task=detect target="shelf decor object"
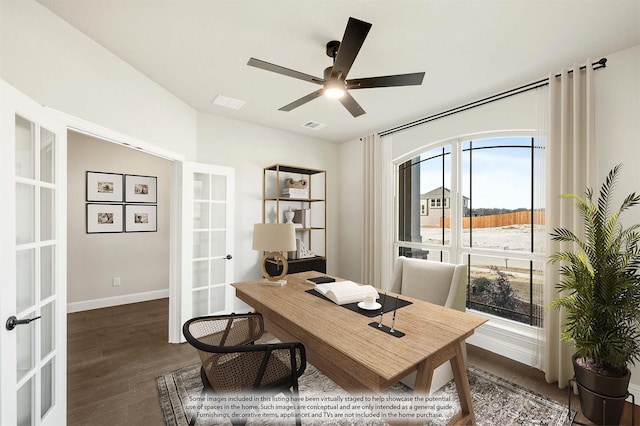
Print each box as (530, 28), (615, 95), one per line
(263, 164), (327, 274)
(252, 223), (297, 285)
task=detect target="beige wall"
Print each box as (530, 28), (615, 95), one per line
(195, 112), (340, 306)
(67, 132), (172, 306)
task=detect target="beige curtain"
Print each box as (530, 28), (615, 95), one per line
(543, 60), (596, 387)
(362, 133), (393, 288)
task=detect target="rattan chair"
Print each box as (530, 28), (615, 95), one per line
(183, 312), (306, 425)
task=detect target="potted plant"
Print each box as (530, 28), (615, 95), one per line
(548, 164), (640, 425)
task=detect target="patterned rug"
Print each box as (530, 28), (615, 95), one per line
(156, 363), (575, 426)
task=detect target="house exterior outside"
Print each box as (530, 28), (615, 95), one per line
(420, 186), (469, 227)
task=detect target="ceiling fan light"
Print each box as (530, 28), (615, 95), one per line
(324, 80), (345, 99)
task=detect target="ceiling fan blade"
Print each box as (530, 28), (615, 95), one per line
(248, 58), (324, 84)
(331, 17), (372, 79)
(347, 72), (425, 89)
(338, 92), (366, 117)
(279, 89), (324, 111)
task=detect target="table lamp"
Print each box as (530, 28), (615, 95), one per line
(252, 223), (297, 285)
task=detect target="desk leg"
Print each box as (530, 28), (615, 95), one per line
(413, 341), (475, 426)
(447, 342), (475, 426)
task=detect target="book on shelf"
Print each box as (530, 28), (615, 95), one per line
(293, 209), (311, 228)
(306, 276), (335, 285)
(314, 280), (379, 305)
(281, 188), (308, 198)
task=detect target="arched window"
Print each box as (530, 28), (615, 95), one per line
(396, 134), (545, 326)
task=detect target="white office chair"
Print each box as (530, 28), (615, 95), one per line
(389, 256), (468, 394)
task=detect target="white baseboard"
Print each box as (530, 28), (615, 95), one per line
(67, 289), (169, 313)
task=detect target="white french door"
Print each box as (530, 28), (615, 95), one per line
(180, 162), (235, 332)
(0, 81), (67, 425)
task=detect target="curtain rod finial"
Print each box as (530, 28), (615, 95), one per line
(598, 58), (607, 67)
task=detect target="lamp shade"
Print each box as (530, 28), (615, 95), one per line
(252, 223), (297, 252)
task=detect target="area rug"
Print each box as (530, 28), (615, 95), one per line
(156, 363), (575, 426)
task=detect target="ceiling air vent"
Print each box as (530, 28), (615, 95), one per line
(212, 94), (245, 110)
(302, 121), (327, 131)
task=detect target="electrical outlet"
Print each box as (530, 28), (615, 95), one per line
(112, 277), (121, 287)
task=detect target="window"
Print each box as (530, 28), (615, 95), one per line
(396, 135), (545, 326)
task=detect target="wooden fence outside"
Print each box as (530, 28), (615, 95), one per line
(442, 210), (545, 229)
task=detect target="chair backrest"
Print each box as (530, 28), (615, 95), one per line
(389, 256), (467, 311)
(183, 313), (306, 394)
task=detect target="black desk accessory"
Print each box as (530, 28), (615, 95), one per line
(368, 322), (405, 338)
(390, 295), (399, 333)
(305, 288), (412, 318)
(368, 293), (405, 337)
(376, 292), (387, 327)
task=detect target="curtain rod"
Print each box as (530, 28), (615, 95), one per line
(379, 58), (607, 137)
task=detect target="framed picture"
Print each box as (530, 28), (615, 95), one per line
(86, 204), (124, 233)
(86, 171), (123, 202)
(125, 204), (157, 232)
(125, 174), (157, 203)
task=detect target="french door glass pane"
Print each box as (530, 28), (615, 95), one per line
(16, 316), (34, 382)
(40, 127), (56, 183)
(193, 173), (210, 200)
(193, 231), (209, 259)
(209, 286), (226, 313)
(15, 115), (35, 179)
(211, 203), (226, 228)
(211, 175), (226, 201)
(41, 359), (54, 418)
(16, 249), (35, 313)
(192, 289), (208, 317)
(210, 230), (226, 257)
(40, 187), (55, 241)
(40, 245), (55, 300)
(41, 302), (55, 358)
(211, 258), (226, 285)
(16, 183), (35, 244)
(193, 201), (209, 229)
(192, 260), (208, 289)
(17, 378), (33, 426)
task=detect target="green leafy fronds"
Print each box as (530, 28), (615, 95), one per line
(548, 164), (640, 371)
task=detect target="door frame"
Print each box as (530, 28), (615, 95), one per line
(51, 111), (187, 342)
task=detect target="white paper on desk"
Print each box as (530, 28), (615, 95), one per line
(314, 281), (379, 305)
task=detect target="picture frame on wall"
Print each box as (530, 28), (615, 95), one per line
(125, 174), (157, 203)
(86, 171), (123, 202)
(86, 203), (124, 233)
(125, 204), (157, 232)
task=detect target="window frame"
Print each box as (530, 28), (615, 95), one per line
(393, 130), (545, 328)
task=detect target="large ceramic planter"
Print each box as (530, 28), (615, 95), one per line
(572, 354), (630, 425)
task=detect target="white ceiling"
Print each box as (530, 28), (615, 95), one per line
(37, 0), (640, 143)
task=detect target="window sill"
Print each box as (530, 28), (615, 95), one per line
(465, 309), (542, 369)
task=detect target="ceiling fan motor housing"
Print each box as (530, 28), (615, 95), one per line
(326, 40), (340, 58)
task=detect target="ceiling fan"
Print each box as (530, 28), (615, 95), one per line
(247, 17), (425, 118)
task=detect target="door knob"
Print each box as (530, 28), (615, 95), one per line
(6, 315), (41, 331)
(225, 254), (233, 260)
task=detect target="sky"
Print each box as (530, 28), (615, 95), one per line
(418, 136), (545, 210)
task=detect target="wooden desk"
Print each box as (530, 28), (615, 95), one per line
(232, 271), (487, 425)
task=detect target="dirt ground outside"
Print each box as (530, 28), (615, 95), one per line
(420, 225), (545, 324)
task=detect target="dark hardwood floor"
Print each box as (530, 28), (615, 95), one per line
(67, 298), (638, 425)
